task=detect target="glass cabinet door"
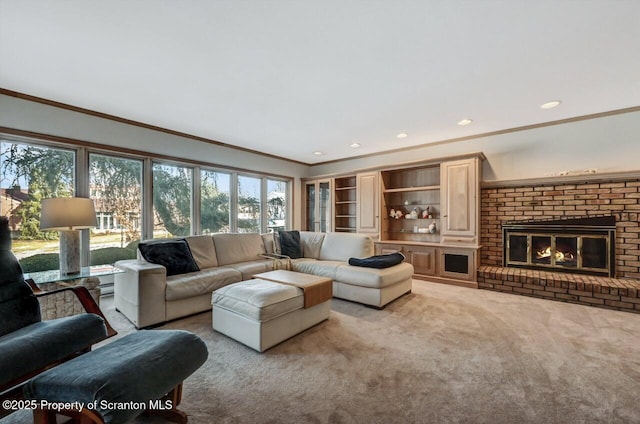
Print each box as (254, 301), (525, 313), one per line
(306, 182), (316, 231)
(305, 180), (332, 232)
(319, 181), (331, 232)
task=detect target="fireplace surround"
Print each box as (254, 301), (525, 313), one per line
(502, 216), (615, 277)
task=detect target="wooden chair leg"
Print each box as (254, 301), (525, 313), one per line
(33, 408), (105, 424)
(144, 383), (188, 423)
(32, 409), (57, 424)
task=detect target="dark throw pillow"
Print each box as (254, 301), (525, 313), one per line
(278, 230), (303, 259)
(348, 252), (405, 269)
(138, 239), (200, 276)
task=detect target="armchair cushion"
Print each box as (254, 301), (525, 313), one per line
(0, 313), (107, 388)
(0, 217), (40, 337)
(138, 239), (200, 276)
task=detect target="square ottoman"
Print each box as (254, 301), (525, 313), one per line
(211, 279), (330, 352)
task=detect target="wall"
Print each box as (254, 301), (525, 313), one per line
(307, 109), (640, 183)
(0, 93), (310, 229)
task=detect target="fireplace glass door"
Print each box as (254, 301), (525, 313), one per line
(506, 232), (610, 275)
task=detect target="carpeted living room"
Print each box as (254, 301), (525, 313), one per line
(2, 1), (640, 424)
(99, 281), (640, 423)
(4, 279), (640, 424)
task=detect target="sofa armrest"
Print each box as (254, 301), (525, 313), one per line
(114, 260), (168, 328)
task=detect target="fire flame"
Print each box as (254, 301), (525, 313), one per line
(537, 246), (575, 262)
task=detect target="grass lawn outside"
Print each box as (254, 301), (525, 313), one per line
(12, 232), (135, 260)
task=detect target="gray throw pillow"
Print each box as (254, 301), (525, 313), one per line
(278, 230), (303, 259)
(138, 239), (200, 276)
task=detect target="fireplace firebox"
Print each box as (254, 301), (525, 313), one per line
(502, 216), (615, 277)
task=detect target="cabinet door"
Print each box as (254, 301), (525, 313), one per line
(304, 180), (332, 231)
(356, 171), (379, 234)
(438, 248), (475, 281)
(440, 158), (478, 241)
(406, 246), (437, 276)
(375, 243), (403, 256)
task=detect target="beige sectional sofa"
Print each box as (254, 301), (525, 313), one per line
(114, 231), (414, 328)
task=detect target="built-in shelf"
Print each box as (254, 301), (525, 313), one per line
(383, 185), (439, 193)
(334, 175), (357, 233)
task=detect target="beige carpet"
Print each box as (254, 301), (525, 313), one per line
(4, 281), (640, 423)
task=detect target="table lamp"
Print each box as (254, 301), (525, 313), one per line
(40, 197), (98, 275)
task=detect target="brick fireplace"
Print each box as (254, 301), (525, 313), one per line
(479, 178), (640, 313)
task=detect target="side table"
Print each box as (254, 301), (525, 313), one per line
(25, 265), (124, 321)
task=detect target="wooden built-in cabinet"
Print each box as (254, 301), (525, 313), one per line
(376, 154), (482, 286)
(304, 153), (483, 287)
(376, 242), (477, 288)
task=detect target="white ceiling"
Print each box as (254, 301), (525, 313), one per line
(1, 1), (639, 164)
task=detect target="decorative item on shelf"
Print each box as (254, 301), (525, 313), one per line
(404, 200), (410, 206)
(418, 227), (429, 233)
(40, 197), (98, 275)
(389, 208), (396, 219)
(429, 220), (437, 234)
(408, 208), (419, 220)
(395, 209), (404, 219)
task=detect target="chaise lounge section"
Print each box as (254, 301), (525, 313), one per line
(115, 232), (414, 328)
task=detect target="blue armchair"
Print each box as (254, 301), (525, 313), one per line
(0, 216), (115, 418)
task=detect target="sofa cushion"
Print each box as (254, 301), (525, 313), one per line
(221, 260), (274, 280)
(184, 235), (218, 269)
(291, 259), (344, 280)
(166, 267), (242, 301)
(335, 262), (414, 289)
(138, 239), (199, 276)
(212, 233), (266, 266)
(319, 233), (374, 261)
(212, 279), (303, 322)
(299, 231), (325, 259)
(348, 252), (405, 269)
(278, 230), (303, 259)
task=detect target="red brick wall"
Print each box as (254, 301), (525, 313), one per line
(480, 179), (640, 279)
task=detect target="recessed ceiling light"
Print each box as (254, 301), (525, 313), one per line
(541, 100), (561, 109)
(457, 118), (473, 126)
(313, 151), (323, 155)
(350, 142), (361, 148)
(396, 133), (408, 139)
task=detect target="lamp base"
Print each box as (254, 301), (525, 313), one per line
(59, 230), (81, 275)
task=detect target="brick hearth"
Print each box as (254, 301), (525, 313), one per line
(479, 177), (640, 313)
(478, 265), (640, 313)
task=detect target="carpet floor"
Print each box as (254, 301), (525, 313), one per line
(3, 280), (640, 424)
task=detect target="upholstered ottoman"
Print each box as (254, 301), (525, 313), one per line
(212, 279), (330, 352)
(24, 330), (208, 424)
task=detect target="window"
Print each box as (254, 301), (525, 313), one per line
(89, 153), (142, 264)
(153, 163), (193, 238)
(0, 139), (75, 272)
(237, 175), (261, 233)
(1, 132), (292, 271)
(201, 169), (231, 234)
(267, 179), (287, 233)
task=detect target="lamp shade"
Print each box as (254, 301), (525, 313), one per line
(40, 197), (98, 230)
